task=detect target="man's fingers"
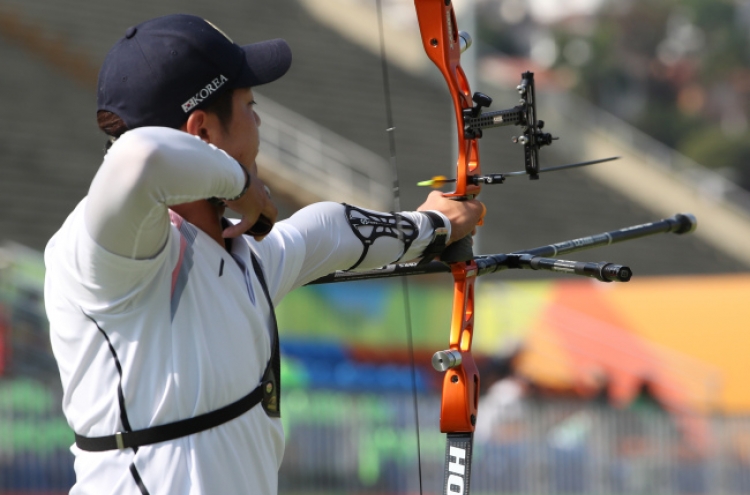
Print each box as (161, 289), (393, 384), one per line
(222, 218), (253, 238)
(221, 170), (278, 240)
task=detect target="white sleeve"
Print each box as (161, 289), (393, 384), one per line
(84, 127), (247, 259)
(252, 202), (449, 296)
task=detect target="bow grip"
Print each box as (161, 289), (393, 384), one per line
(439, 196), (485, 263)
(441, 236), (473, 263)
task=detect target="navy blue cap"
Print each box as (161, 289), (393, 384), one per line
(97, 14), (292, 130)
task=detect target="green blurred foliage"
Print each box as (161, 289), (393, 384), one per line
(0, 379), (73, 455)
(0, 379), (54, 414)
(276, 280), (453, 349)
(477, 0), (750, 190)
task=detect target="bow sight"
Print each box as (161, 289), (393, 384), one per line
(462, 72), (555, 179)
(418, 68), (623, 188)
(417, 40), (619, 188)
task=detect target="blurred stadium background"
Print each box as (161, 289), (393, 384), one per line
(1, 0), (750, 493)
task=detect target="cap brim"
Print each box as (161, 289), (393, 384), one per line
(237, 39), (292, 87)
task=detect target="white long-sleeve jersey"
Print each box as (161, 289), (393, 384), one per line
(43, 127), (447, 495)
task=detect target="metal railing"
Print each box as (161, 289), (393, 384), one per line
(539, 89), (750, 216)
(279, 393), (750, 495)
(0, 7), (394, 214)
(255, 95), (393, 210)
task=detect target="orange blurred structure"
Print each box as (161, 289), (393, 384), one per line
(475, 274), (750, 451)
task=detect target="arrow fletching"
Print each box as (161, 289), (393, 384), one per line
(417, 175), (453, 187)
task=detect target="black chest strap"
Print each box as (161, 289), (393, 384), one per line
(252, 253), (281, 418)
(75, 253), (281, 452)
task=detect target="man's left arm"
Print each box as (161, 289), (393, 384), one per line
(262, 195), (480, 291)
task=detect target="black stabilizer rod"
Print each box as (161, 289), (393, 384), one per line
(308, 260), (447, 285)
(506, 254), (631, 282)
(474, 213), (696, 278)
(307, 213), (696, 285)
(519, 213), (696, 258)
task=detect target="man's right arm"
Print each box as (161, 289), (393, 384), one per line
(84, 127), (247, 259)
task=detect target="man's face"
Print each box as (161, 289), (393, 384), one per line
(209, 87), (261, 169)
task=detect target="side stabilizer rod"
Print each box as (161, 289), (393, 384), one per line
(307, 213), (696, 285)
(506, 254), (631, 282)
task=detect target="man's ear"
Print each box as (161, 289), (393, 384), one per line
(183, 110), (217, 143)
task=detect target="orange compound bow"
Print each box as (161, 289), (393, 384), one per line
(413, 2), (558, 494)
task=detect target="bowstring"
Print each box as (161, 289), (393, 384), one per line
(375, 1), (424, 494)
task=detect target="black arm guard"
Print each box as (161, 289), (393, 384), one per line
(343, 204), (418, 270)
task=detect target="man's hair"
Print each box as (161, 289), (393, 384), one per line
(97, 88), (236, 139)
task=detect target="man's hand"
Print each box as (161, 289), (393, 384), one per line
(417, 190), (486, 244)
(222, 162), (278, 241)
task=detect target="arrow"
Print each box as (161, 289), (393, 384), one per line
(418, 156), (621, 187)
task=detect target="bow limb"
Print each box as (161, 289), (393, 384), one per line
(415, 0), (480, 200)
(415, 1), (480, 494)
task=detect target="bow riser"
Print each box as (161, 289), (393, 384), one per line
(415, 0), (481, 199)
(415, 0), (481, 434)
(440, 263), (480, 433)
